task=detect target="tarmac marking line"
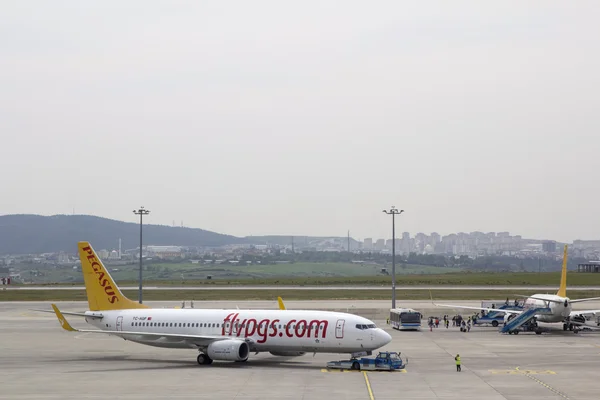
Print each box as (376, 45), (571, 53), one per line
(489, 369), (556, 375)
(515, 366), (570, 400)
(363, 371), (375, 400)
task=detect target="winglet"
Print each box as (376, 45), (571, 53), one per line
(277, 296), (286, 310)
(557, 245), (568, 298)
(52, 304), (78, 332)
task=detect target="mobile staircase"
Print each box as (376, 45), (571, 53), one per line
(500, 307), (551, 335)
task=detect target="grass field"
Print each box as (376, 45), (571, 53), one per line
(4, 289), (600, 302)
(18, 262), (464, 285)
(28, 271), (600, 287)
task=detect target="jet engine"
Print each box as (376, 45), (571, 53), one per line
(207, 340), (249, 361)
(269, 351), (306, 357)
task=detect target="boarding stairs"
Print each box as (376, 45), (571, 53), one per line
(500, 307), (551, 334)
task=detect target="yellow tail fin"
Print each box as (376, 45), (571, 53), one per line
(557, 244), (568, 297)
(78, 241), (149, 311)
(277, 296), (286, 310)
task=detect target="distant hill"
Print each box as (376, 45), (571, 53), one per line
(0, 214), (247, 254)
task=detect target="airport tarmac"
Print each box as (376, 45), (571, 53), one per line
(2, 301), (600, 400)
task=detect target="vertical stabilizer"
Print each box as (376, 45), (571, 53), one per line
(557, 245), (568, 297)
(78, 242), (149, 311)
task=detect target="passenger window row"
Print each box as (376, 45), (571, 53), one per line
(131, 322), (219, 328)
(129, 321), (323, 330)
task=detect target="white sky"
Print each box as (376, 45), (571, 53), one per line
(1, 1), (599, 242)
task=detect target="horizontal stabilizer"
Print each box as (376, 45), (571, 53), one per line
(33, 309), (103, 319)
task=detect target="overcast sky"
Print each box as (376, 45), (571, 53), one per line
(1, 1), (599, 243)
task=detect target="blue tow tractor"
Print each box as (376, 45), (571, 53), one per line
(326, 352), (408, 371)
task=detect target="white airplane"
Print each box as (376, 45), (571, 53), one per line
(433, 245), (600, 334)
(42, 242), (392, 365)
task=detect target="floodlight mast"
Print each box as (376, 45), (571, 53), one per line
(383, 207), (404, 309)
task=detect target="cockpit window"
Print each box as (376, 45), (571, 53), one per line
(355, 324), (377, 330)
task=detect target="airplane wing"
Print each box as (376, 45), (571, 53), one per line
(432, 302), (523, 315)
(569, 297), (600, 304)
(51, 304), (231, 346)
(430, 291), (522, 315)
(513, 295), (565, 304)
(570, 309), (600, 317)
(33, 308), (104, 319)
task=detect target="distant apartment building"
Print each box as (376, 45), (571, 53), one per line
(401, 232), (411, 255)
(542, 241), (557, 253)
(430, 232), (441, 247)
(374, 239), (385, 251)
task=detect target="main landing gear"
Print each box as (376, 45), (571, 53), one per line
(197, 353), (213, 365)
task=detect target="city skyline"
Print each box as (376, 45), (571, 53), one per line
(2, 2), (599, 243)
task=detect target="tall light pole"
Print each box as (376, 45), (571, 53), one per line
(133, 206), (150, 304)
(383, 206), (404, 309)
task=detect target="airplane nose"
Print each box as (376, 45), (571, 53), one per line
(376, 329), (392, 347)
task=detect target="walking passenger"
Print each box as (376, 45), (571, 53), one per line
(455, 354), (461, 372)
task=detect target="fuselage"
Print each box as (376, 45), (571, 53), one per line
(86, 308), (392, 354)
(523, 294), (571, 323)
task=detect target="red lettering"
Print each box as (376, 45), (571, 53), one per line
(82, 246), (93, 255)
(308, 320), (328, 338)
(108, 296), (118, 303)
(91, 262), (100, 272)
(245, 319), (257, 337)
(268, 319), (280, 337)
(256, 319), (270, 343)
(236, 319), (248, 337)
(220, 316), (327, 342)
(104, 286), (115, 296)
(229, 313), (239, 336)
(222, 313), (235, 335)
(87, 254), (96, 263)
(295, 320), (307, 338)
(286, 319), (297, 337)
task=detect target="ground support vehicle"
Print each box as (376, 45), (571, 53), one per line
(326, 351), (407, 371)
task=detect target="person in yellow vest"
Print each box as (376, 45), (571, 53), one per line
(455, 354), (461, 372)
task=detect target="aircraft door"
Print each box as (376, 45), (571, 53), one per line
(335, 319), (345, 339)
(116, 316), (123, 331)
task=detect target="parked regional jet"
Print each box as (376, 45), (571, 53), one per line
(41, 242), (391, 365)
(433, 245), (600, 333)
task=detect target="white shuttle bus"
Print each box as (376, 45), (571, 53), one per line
(390, 308), (422, 331)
